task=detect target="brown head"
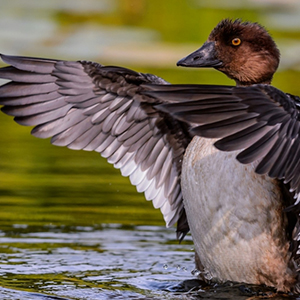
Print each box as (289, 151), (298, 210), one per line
(177, 19), (280, 86)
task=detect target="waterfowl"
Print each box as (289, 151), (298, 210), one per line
(1, 19), (300, 293)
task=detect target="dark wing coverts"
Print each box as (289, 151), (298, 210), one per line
(0, 55), (192, 236)
(149, 84), (300, 203)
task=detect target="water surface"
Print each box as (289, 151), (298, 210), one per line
(1, 0), (300, 299)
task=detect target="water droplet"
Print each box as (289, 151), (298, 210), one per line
(163, 264), (168, 269)
(203, 269), (213, 280)
(191, 268), (201, 276)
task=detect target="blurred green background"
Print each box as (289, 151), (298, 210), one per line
(1, 0), (300, 229)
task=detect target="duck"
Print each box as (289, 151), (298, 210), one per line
(0, 19), (300, 293)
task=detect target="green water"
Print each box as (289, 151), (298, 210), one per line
(1, 0), (300, 299)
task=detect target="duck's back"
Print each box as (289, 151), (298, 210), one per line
(181, 136), (296, 291)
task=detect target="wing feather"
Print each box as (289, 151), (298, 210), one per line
(0, 54), (192, 238)
(151, 83), (300, 198)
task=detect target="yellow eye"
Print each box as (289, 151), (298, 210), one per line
(232, 38), (241, 46)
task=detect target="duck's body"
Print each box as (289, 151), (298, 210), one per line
(182, 137), (294, 290)
(1, 19), (300, 293)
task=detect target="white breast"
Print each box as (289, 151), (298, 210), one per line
(181, 136), (294, 290)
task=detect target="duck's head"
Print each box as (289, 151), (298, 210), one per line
(177, 19), (280, 86)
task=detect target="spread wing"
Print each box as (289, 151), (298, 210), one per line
(148, 83), (300, 200)
(147, 83), (300, 261)
(0, 54), (192, 240)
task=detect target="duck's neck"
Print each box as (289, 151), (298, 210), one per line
(235, 78), (272, 86)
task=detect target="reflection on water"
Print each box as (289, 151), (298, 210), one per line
(1, 0), (300, 299)
(1, 224), (293, 300)
(0, 224), (195, 299)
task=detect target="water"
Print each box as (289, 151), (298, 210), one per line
(0, 224), (195, 299)
(1, 0), (300, 299)
(1, 224), (295, 300)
